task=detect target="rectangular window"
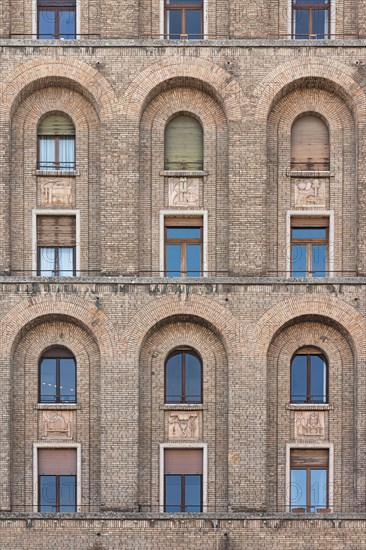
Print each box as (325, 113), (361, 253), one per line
(291, 217), (328, 277)
(38, 0), (76, 39)
(165, 217), (202, 276)
(290, 449), (329, 512)
(164, 0), (203, 39)
(37, 215), (76, 276)
(38, 449), (77, 512)
(164, 449), (202, 512)
(292, 0), (330, 39)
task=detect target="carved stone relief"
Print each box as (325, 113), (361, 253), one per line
(40, 410), (73, 439)
(168, 177), (200, 207)
(293, 180), (327, 208)
(40, 180), (73, 206)
(166, 411), (201, 440)
(294, 411), (325, 440)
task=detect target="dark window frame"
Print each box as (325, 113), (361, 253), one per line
(292, 0), (331, 39)
(37, 0), (76, 39)
(37, 135), (76, 171)
(164, 217), (203, 277)
(164, 0), (203, 39)
(290, 217), (329, 277)
(290, 349), (328, 404)
(37, 246), (76, 276)
(38, 474), (77, 512)
(165, 348), (203, 404)
(38, 347), (77, 403)
(164, 473), (203, 512)
(290, 450), (329, 512)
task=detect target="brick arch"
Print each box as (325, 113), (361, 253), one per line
(0, 294), (116, 359)
(253, 58), (366, 121)
(250, 295), (366, 359)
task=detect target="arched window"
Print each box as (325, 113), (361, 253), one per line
(38, 114), (75, 171)
(165, 349), (202, 403)
(39, 347), (76, 403)
(291, 115), (330, 170)
(291, 348), (328, 404)
(164, 115), (203, 171)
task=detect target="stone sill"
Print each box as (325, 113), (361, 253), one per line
(35, 170), (78, 177)
(286, 404), (333, 411)
(287, 170), (334, 178)
(160, 170), (208, 177)
(160, 404), (207, 411)
(37, 404), (80, 410)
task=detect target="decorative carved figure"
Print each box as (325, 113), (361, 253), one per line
(41, 410), (73, 439)
(168, 412), (199, 440)
(295, 411), (325, 439)
(168, 178), (199, 206)
(294, 180), (326, 207)
(41, 181), (73, 206)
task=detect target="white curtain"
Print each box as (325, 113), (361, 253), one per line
(39, 247), (55, 276)
(59, 137), (75, 170)
(59, 248), (74, 276)
(39, 137), (56, 169)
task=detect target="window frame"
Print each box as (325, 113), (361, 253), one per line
(37, 135), (76, 171)
(164, 218), (203, 277)
(291, 0), (331, 39)
(38, 474), (77, 512)
(33, 0), (80, 39)
(37, 0), (77, 39)
(160, 0), (208, 39)
(164, 0), (203, 39)
(290, 348), (328, 404)
(165, 348), (203, 404)
(38, 347), (77, 404)
(164, 473), (203, 512)
(291, 218), (329, 278)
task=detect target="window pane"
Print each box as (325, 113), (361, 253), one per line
(167, 9), (182, 38)
(167, 0), (202, 4)
(291, 355), (307, 402)
(39, 476), (57, 512)
(291, 244), (307, 277)
(39, 136), (56, 169)
(59, 10), (76, 39)
(38, 10), (56, 39)
(310, 355), (326, 403)
(185, 353), (201, 403)
(312, 9), (327, 38)
(40, 358), (57, 402)
(167, 228), (201, 239)
(311, 244), (327, 277)
(58, 248), (75, 277)
(166, 354), (183, 402)
(294, 0), (327, 5)
(60, 358), (76, 402)
(59, 137), (75, 170)
(292, 228), (327, 239)
(184, 475), (202, 512)
(310, 469), (327, 511)
(164, 116), (203, 170)
(59, 476), (76, 512)
(290, 469), (307, 510)
(165, 475), (182, 512)
(39, 247), (56, 276)
(186, 244), (201, 276)
(294, 10), (309, 38)
(166, 244), (181, 276)
(186, 10), (202, 38)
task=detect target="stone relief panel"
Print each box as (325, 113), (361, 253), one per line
(39, 410), (73, 439)
(293, 180), (328, 208)
(294, 411), (325, 440)
(168, 177), (200, 207)
(166, 411), (202, 441)
(40, 180), (73, 206)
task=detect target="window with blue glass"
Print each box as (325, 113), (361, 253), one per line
(38, 449), (77, 512)
(165, 349), (202, 403)
(292, 0), (330, 39)
(291, 218), (328, 277)
(164, 0), (203, 39)
(290, 449), (329, 512)
(39, 347), (76, 403)
(291, 350), (327, 404)
(164, 449), (203, 512)
(37, 216), (76, 277)
(38, 114), (75, 171)
(165, 218), (202, 277)
(38, 0), (76, 39)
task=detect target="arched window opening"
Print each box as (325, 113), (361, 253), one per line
(291, 347), (328, 404)
(39, 347), (76, 403)
(38, 114), (75, 171)
(164, 115), (203, 171)
(291, 115), (330, 170)
(165, 349), (202, 403)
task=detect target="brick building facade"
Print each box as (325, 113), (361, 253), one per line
(0, 1), (366, 548)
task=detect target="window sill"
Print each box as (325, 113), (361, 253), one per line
(160, 404), (207, 411)
(287, 170), (334, 178)
(160, 170), (208, 177)
(37, 403), (80, 410)
(35, 170), (78, 177)
(286, 403), (333, 411)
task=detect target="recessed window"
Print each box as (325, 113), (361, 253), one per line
(164, 449), (203, 512)
(164, 115), (203, 171)
(39, 347), (76, 403)
(291, 217), (329, 277)
(291, 349), (327, 403)
(164, 0), (203, 39)
(292, 0), (330, 39)
(290, 449), (329, 512)
(38, 0), (76, 39)
(37, 215), (76, 277)
(38, 449), (77, 512)
(165, 349), (202, 403)
(165, 217), (202, 276)
(291, 115), (330, 170)
(38, 114), (75, 171)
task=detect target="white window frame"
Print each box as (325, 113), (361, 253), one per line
(33, 442), (81, 512)
(286, 210), (334, 278)
(286, 442), (334, 513)
(159, 442), (208, 513)
(32, 209), (81, 276)
(32, 0), (81, 39)
(287, 0), (335, 39)
(159, 0), (208, 39)
(159, 209), (208, 277)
